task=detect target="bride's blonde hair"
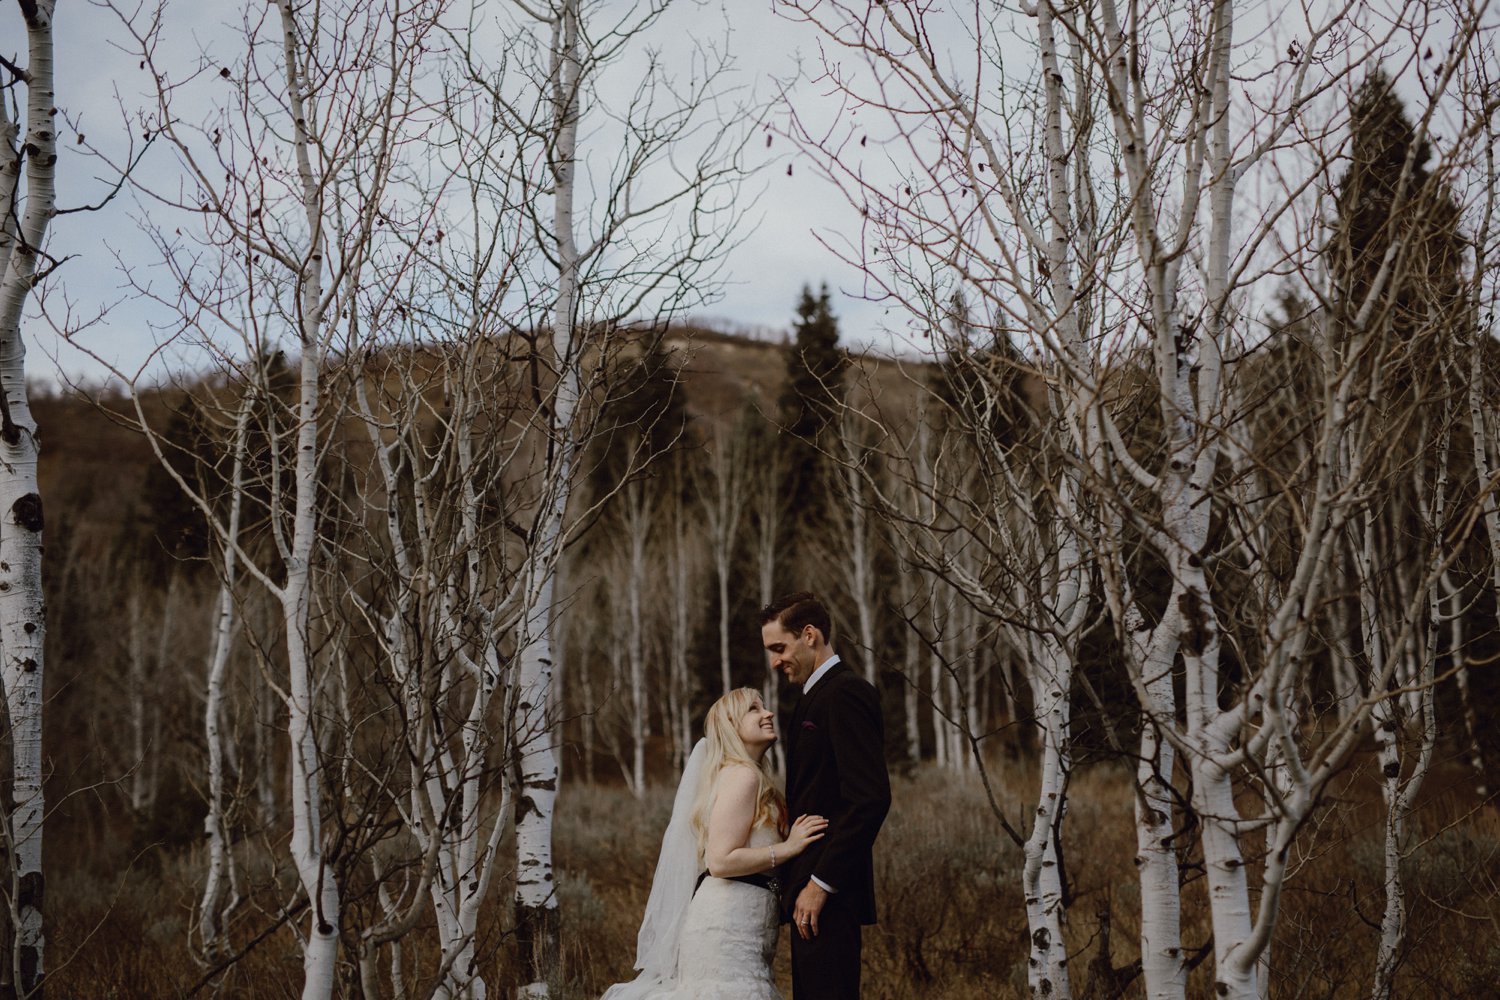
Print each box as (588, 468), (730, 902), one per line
(689, 687), (787, 858)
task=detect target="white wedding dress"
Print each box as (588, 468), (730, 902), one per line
(602, 743), (783, 1000)
(668, 824), (781, 999)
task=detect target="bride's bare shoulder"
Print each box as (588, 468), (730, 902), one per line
(714, 763), (760, 795)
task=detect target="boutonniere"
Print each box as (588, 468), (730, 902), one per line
(800, 720), (818, 732)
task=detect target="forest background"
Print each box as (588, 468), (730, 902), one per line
(4, 1), (1500, 1000)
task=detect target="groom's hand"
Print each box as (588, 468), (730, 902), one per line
(793, 881), (829, 940)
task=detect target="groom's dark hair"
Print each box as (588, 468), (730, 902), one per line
(759, 591), (834, 645)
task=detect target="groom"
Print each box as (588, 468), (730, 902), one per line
(760, 592), (890, 1000)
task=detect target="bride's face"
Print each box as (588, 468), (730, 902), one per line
(736, 695), (777, 754)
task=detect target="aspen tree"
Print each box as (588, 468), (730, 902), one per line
(197, 389), (252, 963)
(695, 418), (751, 694)
(777, 2), (1498, 998)
(0, 2), (55, 993)
(452, 1), (747, 990)
(82, 2), (450, 993)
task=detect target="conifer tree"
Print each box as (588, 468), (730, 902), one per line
(589, 336), (689, 496)
(935, 291), (1032, 449)
(778, 284), (847, 547)
(1332, 72), (1464, 359)
(1329, 71), (1470, 1000)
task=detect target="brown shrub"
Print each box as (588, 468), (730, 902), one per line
(38, 752), (1500, 998)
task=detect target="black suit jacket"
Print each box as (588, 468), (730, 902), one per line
(782, 661), (891, 926)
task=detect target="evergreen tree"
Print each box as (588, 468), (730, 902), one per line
(593, 335), (690, 488)
(780, 284), (847, 442)
(1332, 72), (1465, 361)
(1327, 73), (1479, 996)
(934, 291), (1032, 449)
(137, 400), (214, 577)
(778, 284), (847, 544)
(134, 351), (301, 585)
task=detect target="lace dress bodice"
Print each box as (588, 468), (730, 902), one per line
(601, 765), (786, 1000)
(669, 821), (783, 1000)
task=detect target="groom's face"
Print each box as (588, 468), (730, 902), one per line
(761, 620), (818, 686)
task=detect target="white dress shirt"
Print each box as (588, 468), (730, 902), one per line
(802, 653), (841, 695)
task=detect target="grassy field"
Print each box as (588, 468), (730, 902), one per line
(562, 752), (1500, 1000)
(39, 750), (1500, 998)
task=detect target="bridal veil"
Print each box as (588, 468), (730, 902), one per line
(600, 738), (708, 1000)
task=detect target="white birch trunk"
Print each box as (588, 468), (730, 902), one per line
(434, 637), (512, 1000)
(903, 619), (921, 763)
(930, 607), (948, 772)
(1018, 11), (1093, 986)
(717, 556), (731, 694)
(198, 392), (250, 962)
(699, 429), (747, 696)
(945, 640), (964, 772)
(839, 448), (879, 684)
(666, 482), (697, 770)
(1371, 785), (1407, 1000)
(514, 576), (563, 999)
(1023, 635), (1073, 1000)
(1464, 344), (1497, 798)
(0, 4), (55, 992)
(1256, 698), (1296, 1000)
(1093, 0), (1242, 991)
(1369, 574), (1436, 1000)
(1371, 448), (1446, 1000)
(1364, 514), (1404, 1000)
(284, 365), (339, 1000)
(198, 572), (240, 960)
(1191, 751), (1254, 998)
(513, 5), (584, 992)
(671, 512), (694, 760)
(889, 556), (922, 764)
(277, 4), (340, 991)
(601, 585), (641, 796)
(256, 656), (280, 830)
(751, 441), (785, 773)
(624, 485), (653, 796)
(1123, 601), (1185, 1000)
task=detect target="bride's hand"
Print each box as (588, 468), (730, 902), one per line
(782, 814), (829, 858)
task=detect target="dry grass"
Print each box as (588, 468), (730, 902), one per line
(560, 754), (1500, 1000)
(39, 752), (1500, 998)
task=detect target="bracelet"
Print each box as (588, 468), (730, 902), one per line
(770, 845), (778, 870)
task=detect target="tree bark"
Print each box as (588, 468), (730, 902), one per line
(513, 4), (584, 992)
(0, 3), (56, 993)
(277, 5), (341, 993)
(1023, 635), (1074, 1000)
(199, 391), (250, 962)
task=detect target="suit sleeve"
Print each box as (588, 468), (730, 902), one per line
(811, 677), (891, 892)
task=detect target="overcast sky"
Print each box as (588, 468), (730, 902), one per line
(15, 0), (916, 388)
(13, 0), (1492, 387)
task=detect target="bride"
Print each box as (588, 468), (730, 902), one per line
(603, 687), (828, 1000)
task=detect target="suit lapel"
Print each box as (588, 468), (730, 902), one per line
(791, 687), (808, 726)
(796, 662), (847, 731)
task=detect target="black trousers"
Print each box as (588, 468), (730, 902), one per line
(789, 896), (862, 1000)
